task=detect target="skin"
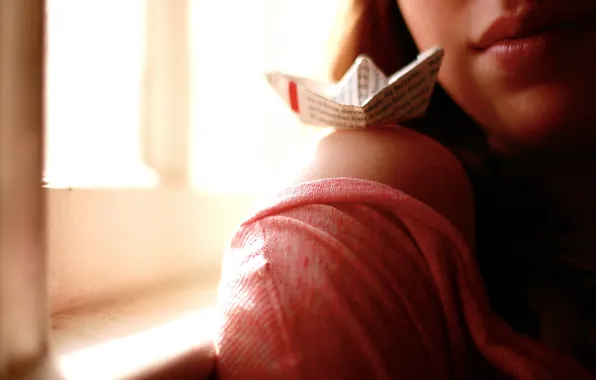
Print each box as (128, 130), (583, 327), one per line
(398, 0), (596, 155)
(299, 128), (476, 246)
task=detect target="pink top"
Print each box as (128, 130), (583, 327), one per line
(215, 178), (593, 379)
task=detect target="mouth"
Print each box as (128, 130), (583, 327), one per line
(474, 10), (596, 51)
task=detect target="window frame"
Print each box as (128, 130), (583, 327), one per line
(141, 0), (192, 187)
(0, 0), (48, 376)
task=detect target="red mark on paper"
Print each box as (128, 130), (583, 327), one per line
(289, 81), (299, 113)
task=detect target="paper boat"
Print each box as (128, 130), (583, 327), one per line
(266, 47), (444, 129)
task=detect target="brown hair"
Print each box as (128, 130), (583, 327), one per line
(329, 0), (596, 368)
(327, 0), (416, 82)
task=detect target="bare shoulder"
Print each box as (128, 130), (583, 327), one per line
(297, 127), (475, 245)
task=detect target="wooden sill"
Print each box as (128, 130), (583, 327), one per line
(51, 279), (218, 379)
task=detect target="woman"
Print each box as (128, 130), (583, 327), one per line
(215, 0), (596, 378)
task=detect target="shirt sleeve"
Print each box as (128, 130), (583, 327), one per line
(215, 197), (458, 380)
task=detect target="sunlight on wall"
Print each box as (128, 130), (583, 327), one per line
(189, 0), (341, 193)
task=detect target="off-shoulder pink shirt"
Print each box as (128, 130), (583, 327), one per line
(215, 178), (593, 379)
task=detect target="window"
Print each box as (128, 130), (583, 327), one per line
(46, 0), (340, 191)
(45, 0), (342, 313)
(5, 0), (347, 377)
(45, 0), (157, 188)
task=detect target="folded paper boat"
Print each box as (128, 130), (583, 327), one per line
(266, 47), (444, 129)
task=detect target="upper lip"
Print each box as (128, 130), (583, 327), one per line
(474, 8), (596, 50)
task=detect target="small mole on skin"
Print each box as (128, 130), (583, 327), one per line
(257, 262), (271, 276)
(260, 262), (272, 276)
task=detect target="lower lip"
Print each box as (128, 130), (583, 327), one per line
(481, 25), (594, 74)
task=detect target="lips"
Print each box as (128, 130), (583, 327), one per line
(474, 9), (596, 51)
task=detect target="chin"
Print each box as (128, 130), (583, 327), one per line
(483, 85), (596, 158)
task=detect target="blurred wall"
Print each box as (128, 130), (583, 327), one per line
(48, 189), (258, 313)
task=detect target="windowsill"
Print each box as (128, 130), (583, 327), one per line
(51, 278), (218, 380)
(43, 165), (160, 190)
